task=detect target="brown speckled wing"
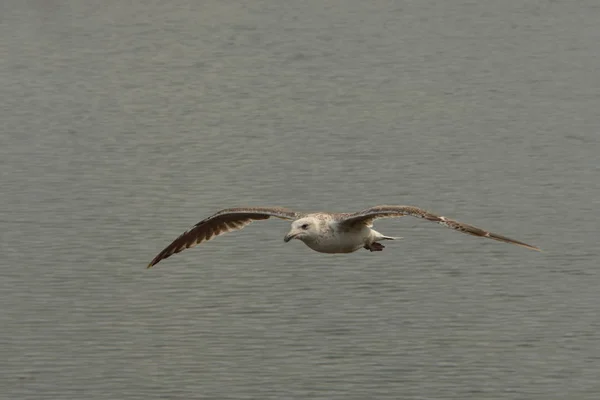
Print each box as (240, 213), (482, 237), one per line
(339, 205), (540, 251)
(147, 207), (301, 268)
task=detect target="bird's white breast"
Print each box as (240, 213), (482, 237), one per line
(304, 224), (371, 254)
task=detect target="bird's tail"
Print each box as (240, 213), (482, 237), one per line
(380, 235), (403, 240)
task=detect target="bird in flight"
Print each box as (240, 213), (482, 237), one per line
(147, 205), (540, 268)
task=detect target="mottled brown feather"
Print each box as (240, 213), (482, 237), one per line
(147, 207), (300, 268)
(340, 205), (540, 251)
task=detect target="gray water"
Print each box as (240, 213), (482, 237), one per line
(1, 1), (600, 399)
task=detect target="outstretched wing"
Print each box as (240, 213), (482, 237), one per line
(338, 205), (540, 251)
(147, 207), (301, 268)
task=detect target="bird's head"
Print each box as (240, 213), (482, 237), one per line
(284, 217), (320, 243)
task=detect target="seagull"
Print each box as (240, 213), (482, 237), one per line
(147, 205), (540, 267)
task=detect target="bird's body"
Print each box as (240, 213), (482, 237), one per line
(284, 212), (397, 254)
(147, 205), (540, 268)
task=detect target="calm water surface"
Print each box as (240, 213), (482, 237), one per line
(1, 1), (600, 399)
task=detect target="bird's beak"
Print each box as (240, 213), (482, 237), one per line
(284, 231), (299, 243)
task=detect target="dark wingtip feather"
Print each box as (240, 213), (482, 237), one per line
(487, 232), (541, 252)
(146, 236), (187, 268)
(147, 255), (159, 268)
(508, 241), (542, 252)
(147, 255), (162, 268)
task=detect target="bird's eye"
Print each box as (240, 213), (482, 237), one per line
(301, 223), (309, 230)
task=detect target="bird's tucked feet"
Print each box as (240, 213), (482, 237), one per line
(365, 242), (385, 252)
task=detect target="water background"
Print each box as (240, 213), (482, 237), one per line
(1, 1), (600, 399)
